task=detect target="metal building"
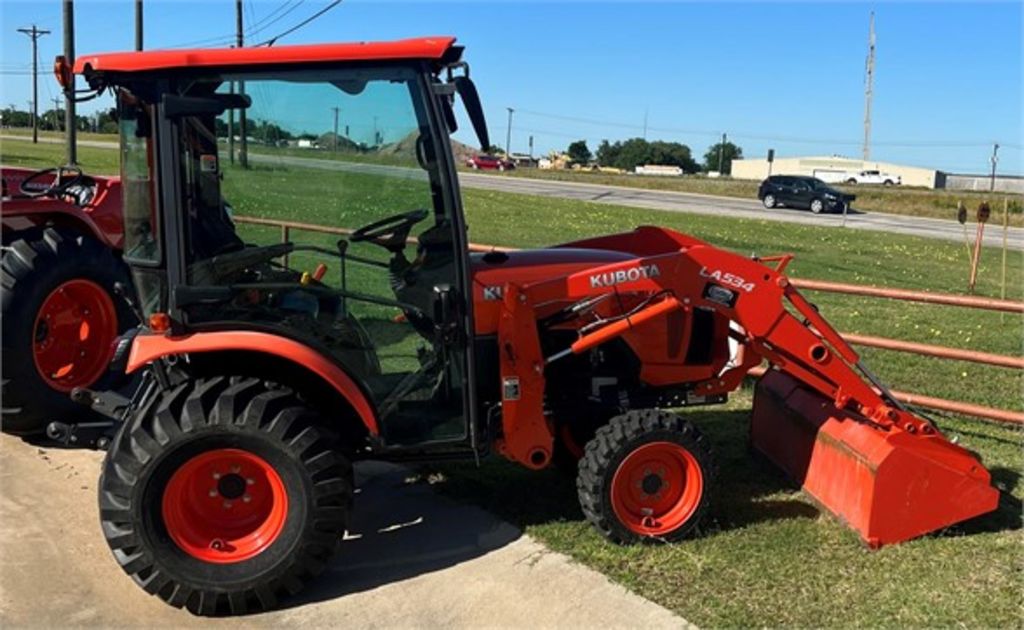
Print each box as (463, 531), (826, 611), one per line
(731, 155), (945, 189)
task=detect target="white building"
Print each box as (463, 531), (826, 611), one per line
(731, 155), (945, 189)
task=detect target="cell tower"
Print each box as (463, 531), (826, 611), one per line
(862, 11), (876, 162)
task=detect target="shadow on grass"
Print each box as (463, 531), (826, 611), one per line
(432, 408), (821, 534)
(952, 466), (1023, 537)
(432, 407), (1022, 542)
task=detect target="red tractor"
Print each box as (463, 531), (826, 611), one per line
(1, 165), (136, 435)
(62, 38), (998, 616)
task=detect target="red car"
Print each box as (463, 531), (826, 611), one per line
(467, 154), (514, 171)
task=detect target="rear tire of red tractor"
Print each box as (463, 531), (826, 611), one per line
(98, 376), (353, 616)
(1, 227), (135, 435)
(577, 409), (715, 544)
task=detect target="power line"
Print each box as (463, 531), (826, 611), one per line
(515, 108), (1008, 149)
(160, 0), (305, 49)
(246, 0), (305, 37)
(255, 0), (343, 47)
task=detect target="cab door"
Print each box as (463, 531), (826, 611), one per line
(789, 179), (813, 208)
(172, 65), (478, 452)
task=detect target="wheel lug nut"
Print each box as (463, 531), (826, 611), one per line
(209, 489), (217, 497)
(242, 495), (251, 503)
(230, 465), (241, 474)
(223, 501), (232, 509)
(212, 472), (221, 480)
(246, 478), (255, 485)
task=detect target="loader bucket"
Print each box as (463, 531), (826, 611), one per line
(750, 370), (1000, 547)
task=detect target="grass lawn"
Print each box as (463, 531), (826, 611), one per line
(0, 136), (120, 173)
(485, 166), (1024, 227)
(4, 136), (1022, 627)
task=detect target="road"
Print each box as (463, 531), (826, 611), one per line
(459, 173), (1024, 251)
(5, 134), (1021, 250)
(0, 434), (688, 628)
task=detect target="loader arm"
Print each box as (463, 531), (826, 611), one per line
(494, 231), (997, 547)
(496, 241), (924, 463)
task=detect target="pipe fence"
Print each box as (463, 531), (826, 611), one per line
(233, 215), (1024, 425)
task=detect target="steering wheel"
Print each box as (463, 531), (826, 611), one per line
(349, 208), (429, 253)
(18, 166), (87, 199)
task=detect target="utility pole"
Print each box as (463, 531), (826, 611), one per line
(17, 25), (50, 144)
(989, 143), (999, 191)
(862, 11), (875, 162)
(63, 0), (77, 164)
(135, 0), (143, 50)
(236, 0), (248, 168)
(528, 135), (534, 159)
(505, 107), (514, 156)
(331, 107), (340, 151)
(717, 132), (727, 174)
(51, 97), (63, 131)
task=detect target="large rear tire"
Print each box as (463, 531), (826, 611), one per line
(1, 227), (135, 435)
(98, 376), (352, 615)
(577, 409), (714, 544)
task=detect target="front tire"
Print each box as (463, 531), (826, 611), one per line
(1, 227), (135, 435)
(762, 194), (777, 209)
(809, 198), (825, 214)
(577, 409), (714, 544)
(99, 376), (352, 615)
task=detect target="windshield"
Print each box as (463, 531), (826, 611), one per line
(810, 178), (830, 189)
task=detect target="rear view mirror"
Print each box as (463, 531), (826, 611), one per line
(163, 93), (251, 118)
(452, 76), (490, 151)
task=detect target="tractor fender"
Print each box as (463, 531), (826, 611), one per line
(127, 330), (379, 435)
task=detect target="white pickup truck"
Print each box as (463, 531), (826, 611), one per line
(844, 169), (901, 185)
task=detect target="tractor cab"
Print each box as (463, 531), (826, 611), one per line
(80, 38), (488, 450)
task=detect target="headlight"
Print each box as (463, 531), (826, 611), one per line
(824, 193), (837, 199)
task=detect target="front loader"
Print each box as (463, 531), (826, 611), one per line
(61, 37), (998, 615)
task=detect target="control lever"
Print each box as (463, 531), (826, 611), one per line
(432, 284), (459, 344)
(114, 281), (144, 323)
(337, 239), (349, 315)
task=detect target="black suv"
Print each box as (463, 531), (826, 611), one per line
(757, 175), (855, 214)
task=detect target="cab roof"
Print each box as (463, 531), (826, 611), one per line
(73, 36), (458, 75)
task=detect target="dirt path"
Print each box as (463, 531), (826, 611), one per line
(0, 434), (689, 628)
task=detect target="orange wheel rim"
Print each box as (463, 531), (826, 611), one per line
(32, 279), (118, 392)
(162, 448), (288, 564)
(610, 441), (704, 536)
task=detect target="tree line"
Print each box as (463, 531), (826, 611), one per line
(565, 137), (743, 175)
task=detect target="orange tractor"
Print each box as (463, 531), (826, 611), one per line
(58, 37), (998, 615)
(1, 166), (135, 436)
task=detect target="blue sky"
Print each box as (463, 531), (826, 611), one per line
(1, 0), (1021, 174)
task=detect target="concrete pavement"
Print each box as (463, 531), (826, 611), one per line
(0, 434), (689, 628)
